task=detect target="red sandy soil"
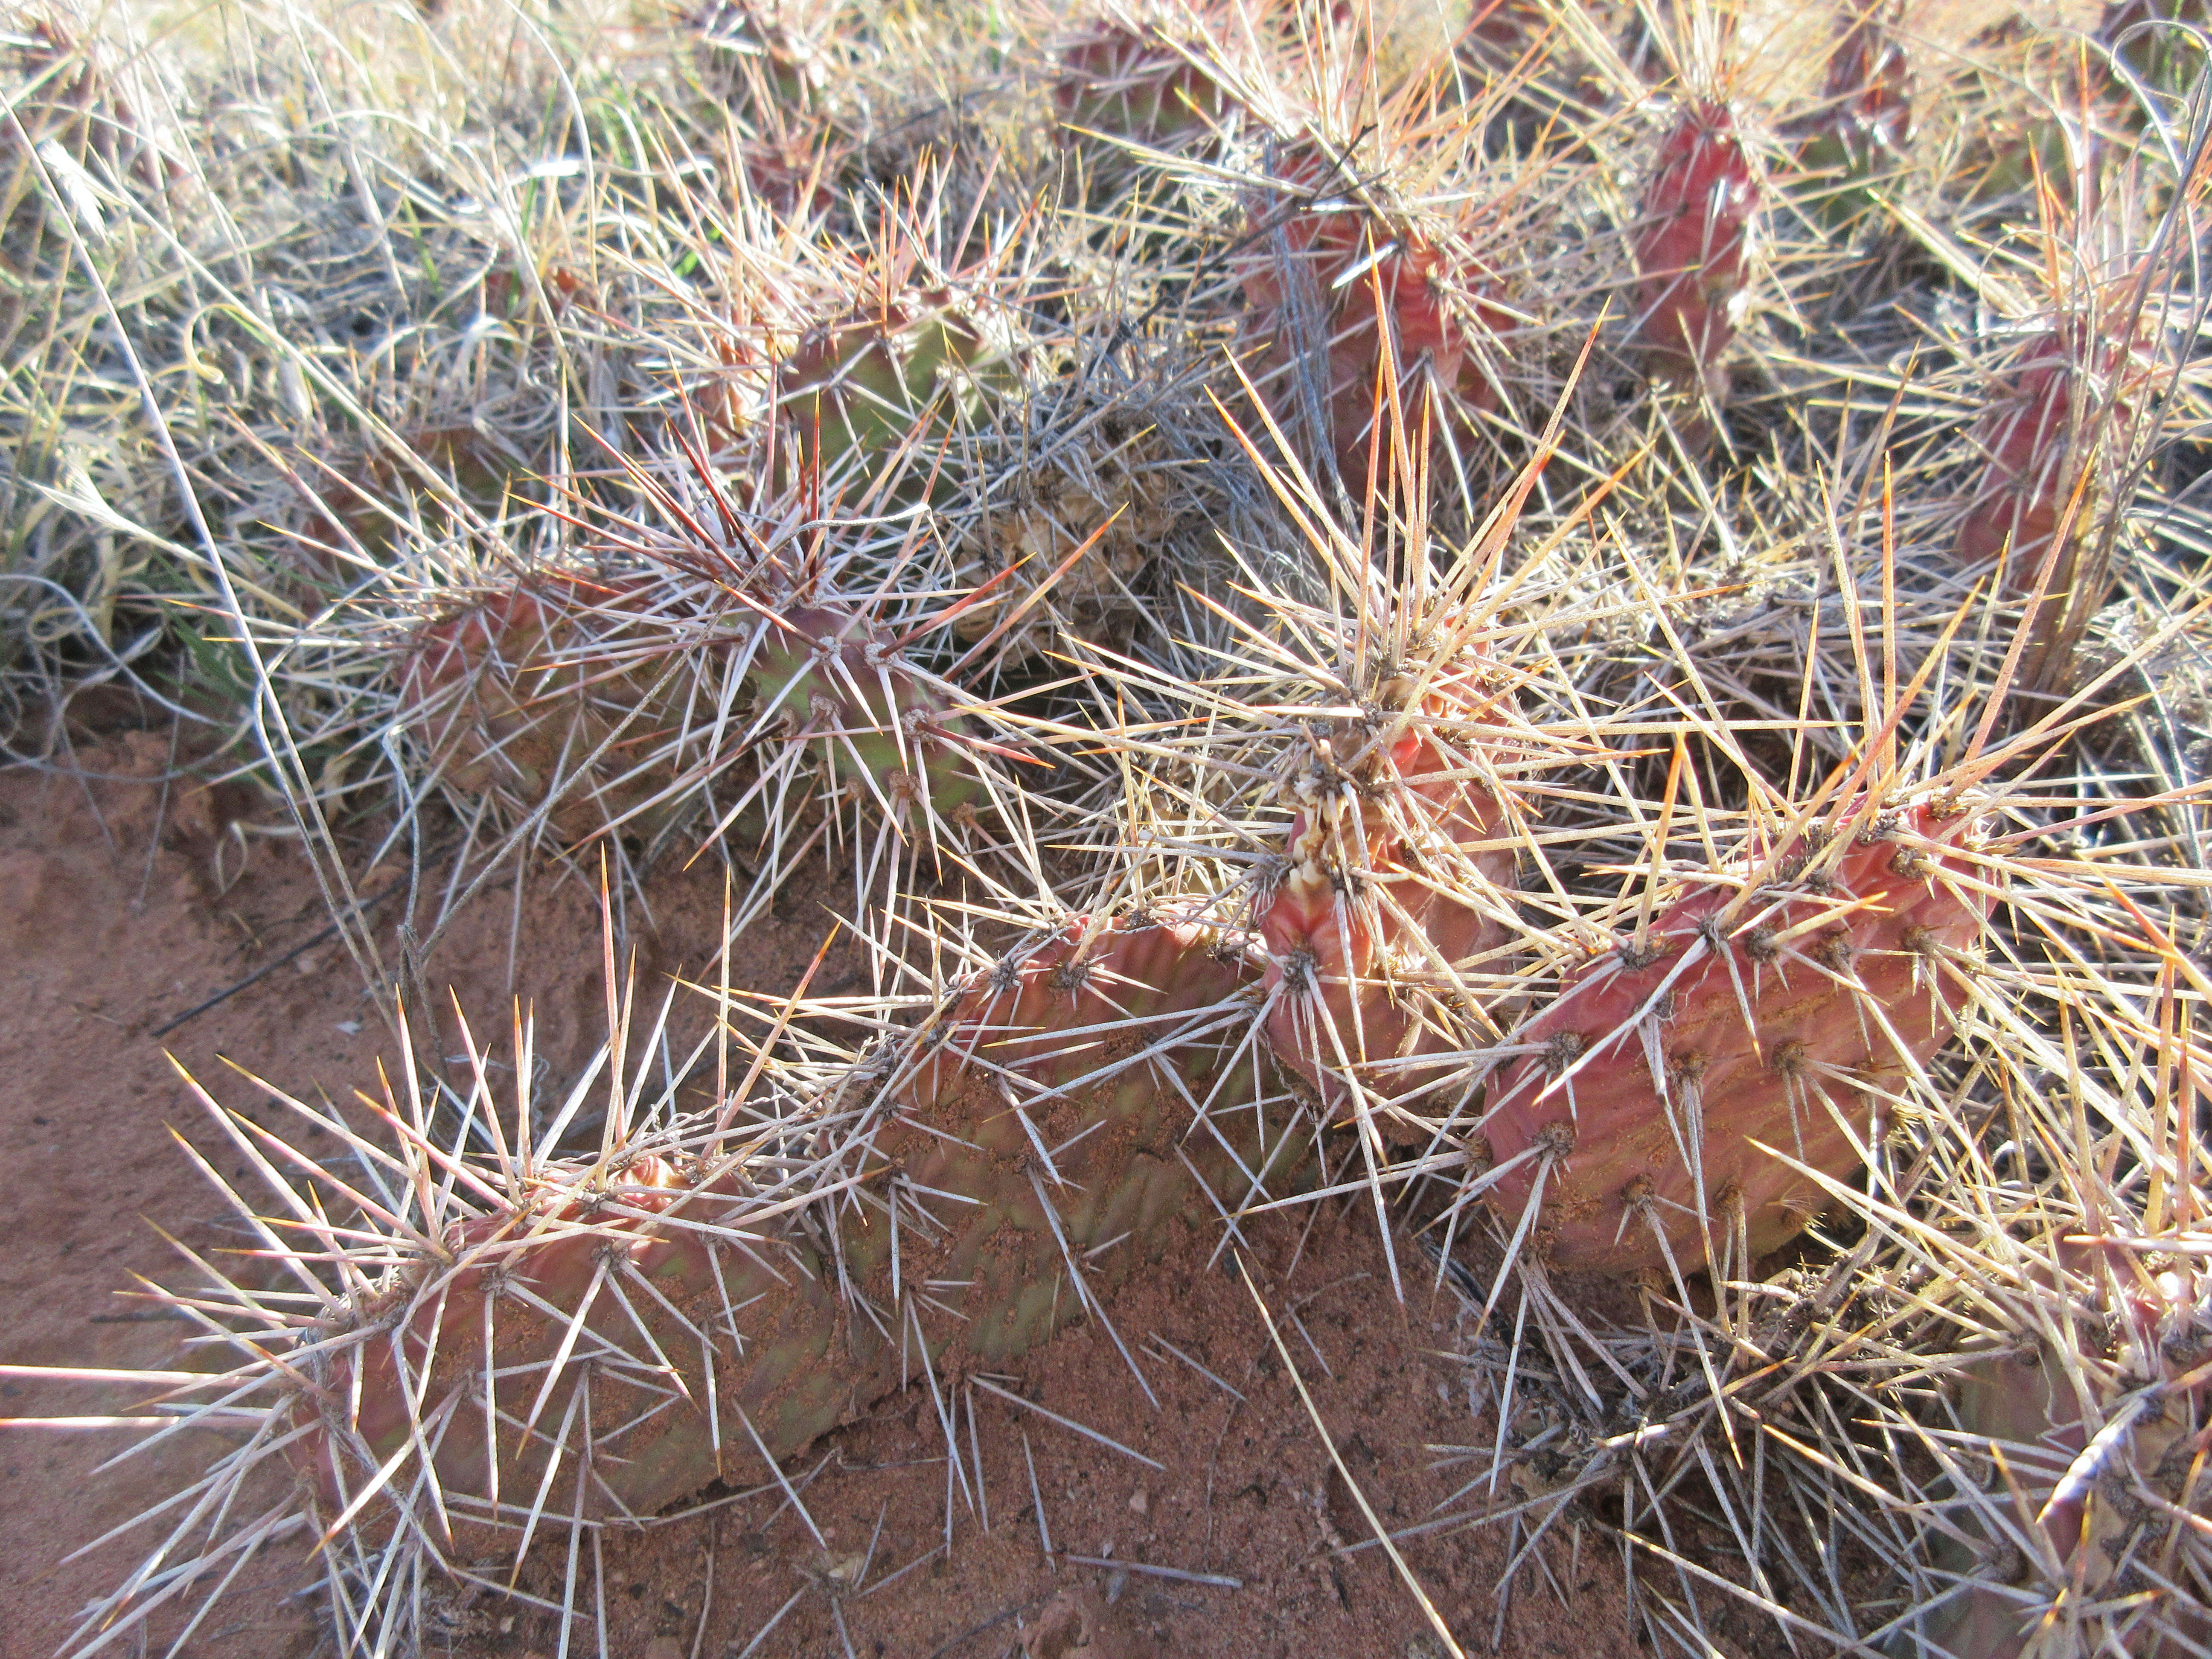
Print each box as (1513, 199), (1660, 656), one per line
(0, 714), (1696, 1659)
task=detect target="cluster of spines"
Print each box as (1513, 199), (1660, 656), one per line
(1953, 297), (2161, 695)
(1917, 1237), (2212, 1657)
(16, 3), (2211, 1655)
(397, 570), (707, 848)
(1051, 12), (1229, 152)
(196, 562), (2032, 1649)
(1232, 137), (1517, 495)
(1247, 637), (1525, 1122)
(770, 283), (1021, 493)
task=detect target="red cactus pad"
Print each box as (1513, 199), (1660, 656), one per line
(1052, 22), (1227, 147)
(399, 573), (689, 843)
(1473, 798), (1990, 1273)
(1323, 239), (1518, 488)
(1234, 146), (1515, 486)
(1256, 653), (1524, 1116)
(288, 907), (1293, 1549)
(1955, 312), (2153, 579)
(1634, 101), (1759, 393)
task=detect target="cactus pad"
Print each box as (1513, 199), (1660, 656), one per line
(285, 906), (1299, 1554)
(1253, 643), (1524, 1120)
(1471, 798), (1990, 1273)
(1634, 101), (1759, 394)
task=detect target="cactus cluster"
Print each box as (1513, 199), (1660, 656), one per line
(122, 500), (2033, 1656)
(11, 2), (2212, 1657)
(287, 905), (1290, 1578)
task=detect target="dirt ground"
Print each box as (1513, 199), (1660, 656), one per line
(0, 713), (1674, 1659)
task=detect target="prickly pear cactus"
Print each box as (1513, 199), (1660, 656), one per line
(1470, 797), (1990, 1273)
(288, 906), (1301, 1551)
(1955, 309), (2154, 579)
(735, 602), (992, 835)
(1052, 15), (1228, 151)
(1904, 1241), (2212, 1658)
(1789, 1), (1911, 229)
(1633, 100), (1759, 395)
(1235, 143), (1513, 488)
(775, 286), (1020, 489)
(1953, 304), (2157, 692)
(1252, 638), (1525, 1119)
(399, 571), (709, 844)
(397, 573), (992, 850)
